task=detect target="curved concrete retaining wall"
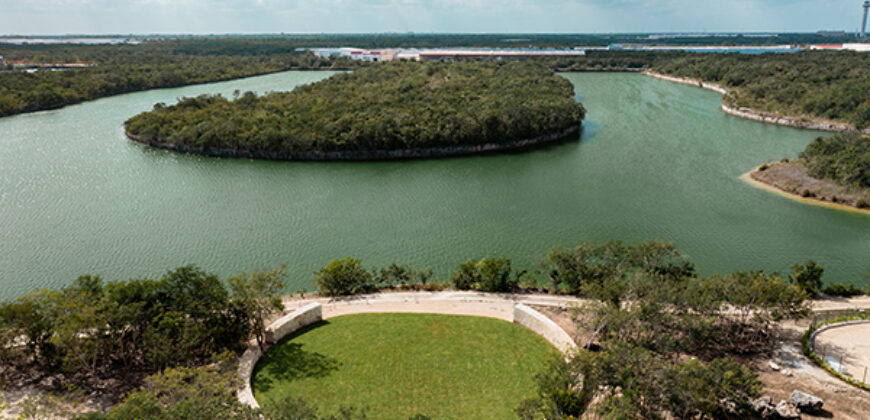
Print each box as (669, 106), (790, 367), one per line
(236, 295), (578, 409)
(237, 302), (323, 409)
(514, 303), (578, 353)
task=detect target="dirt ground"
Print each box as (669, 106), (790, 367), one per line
(748, 161), (870, 213)
(757, 321), (870, 420)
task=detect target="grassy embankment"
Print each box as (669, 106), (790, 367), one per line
(252, 313), (557, 419)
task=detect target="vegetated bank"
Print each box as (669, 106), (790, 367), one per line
(747, 132), (870, 213)
(124, 60), (586, 160)
(0, 41), (360, 118)
(649, 51), (870, 133)
(2, 239), (868, 418)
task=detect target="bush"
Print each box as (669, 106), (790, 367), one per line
(823, 282), (866, 297)
(450, 257), (518, 293)
(375, 263), (433, 288)
(315, 257), (375, 296)
(790, 260), (824, 297)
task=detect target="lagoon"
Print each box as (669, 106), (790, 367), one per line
(1, 71), (867, 299)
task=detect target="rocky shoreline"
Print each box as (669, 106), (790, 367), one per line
(744, 161), (870, 215)
(644, 71), (870, 134)
(125, 124), (582, 161)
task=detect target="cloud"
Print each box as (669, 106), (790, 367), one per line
(0, 0), (864, 34)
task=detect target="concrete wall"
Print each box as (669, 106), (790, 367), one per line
(266, 302), (323, 345)
(237, 299), (579, 409)
(237, 302), (323, 409)
(513, 303), (578, 354)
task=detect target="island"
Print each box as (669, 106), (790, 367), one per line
(746, 132), (870, 213)
(124, 61), (586, 160)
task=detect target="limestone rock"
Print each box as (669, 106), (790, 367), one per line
(769, 361), (781, 371)
(775, 400), (800, 419)
(752, 396), (775, 418)
(790, 390), (823, 413)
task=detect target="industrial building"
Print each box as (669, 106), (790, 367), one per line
(302, 47), (382, 62)
(810, 43), (870, 51)
(415, 48), (586, 61)
(301, 47), (585, 62)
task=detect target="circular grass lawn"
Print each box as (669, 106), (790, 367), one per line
(252, 313), (559, 419)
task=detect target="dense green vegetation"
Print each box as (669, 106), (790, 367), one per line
(252, 313), (557, 419)
(0, 40), (357, 118)
(518, 241), (810, 419)
(4, 239), (868, 418)
(799, 132), (870, 189)
(652, 51), (870, 128)
(124, 61), (585, 156)
(0, 265), (286, 396)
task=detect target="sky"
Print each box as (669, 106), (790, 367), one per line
(1, 0), (867, 35)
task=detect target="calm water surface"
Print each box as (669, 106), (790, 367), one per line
(1, 71), (868, 298)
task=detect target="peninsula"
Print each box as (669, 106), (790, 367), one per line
(124, 61), (586, 160)
(747, 132), (870, 213)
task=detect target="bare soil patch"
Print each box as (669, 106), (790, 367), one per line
(748, 161), (870, 214)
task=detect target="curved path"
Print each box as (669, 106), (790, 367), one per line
(812, 321), (870, 382)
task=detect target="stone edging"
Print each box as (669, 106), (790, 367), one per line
(236, 302), (323, 409)
(125, 125), (581, 161)
(236, 297), (578, 409)
(644, 71), (870, 134)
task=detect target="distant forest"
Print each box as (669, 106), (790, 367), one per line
(124, 60), (586, 156)
(652, 51), (870, 129)
(2, 36), (870, 127)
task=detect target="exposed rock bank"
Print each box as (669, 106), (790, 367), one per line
(644, 71), (870, 134)
(126, 125), (581, 161)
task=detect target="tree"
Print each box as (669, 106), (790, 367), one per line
(790, 260), (824, 297)
(228, 264), (288, 351)
(450, 257), (520, 292)
(315, 257), (375, 296)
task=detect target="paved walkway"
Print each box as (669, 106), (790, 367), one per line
(814, 322), (870, 382)
(281, 291), (590, 322)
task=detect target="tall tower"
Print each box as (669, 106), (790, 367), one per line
(863, 1), (870, 37)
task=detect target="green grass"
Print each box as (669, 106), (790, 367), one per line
(252, 313), (558, 419)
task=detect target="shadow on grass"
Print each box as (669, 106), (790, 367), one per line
(254, 321), (342, 393)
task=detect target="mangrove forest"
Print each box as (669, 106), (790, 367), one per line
(123, 60), (586, 159)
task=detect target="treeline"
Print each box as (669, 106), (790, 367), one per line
(0, 53), (356, 118)
(2, 239), (867, 418)
(0, 265), (286, 398)
(124, 61), (586, 155)
(652, 51), (870, 129)
(800, 132), (870, 190)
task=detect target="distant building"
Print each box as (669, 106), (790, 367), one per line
(416, 48), (586, 61)
(304, 47), (381, 62)
(816, 30), (846, 37)
(809, 43), (870, 51)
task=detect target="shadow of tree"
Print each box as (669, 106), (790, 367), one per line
(254, 321), (342, 393)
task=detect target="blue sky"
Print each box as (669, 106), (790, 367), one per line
(1, 0), (867, 35)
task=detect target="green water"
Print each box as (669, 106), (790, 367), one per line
(1, 71), (868, 299)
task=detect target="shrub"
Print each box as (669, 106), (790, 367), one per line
(315, 257), (375, 296)
(790, 260), (824, 297)
(450, 257), (518, 293)
(823, 282), (866, 297)
(758, 163), (769, 171)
